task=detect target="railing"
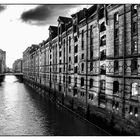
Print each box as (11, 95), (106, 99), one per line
(0, 72), (23, 76)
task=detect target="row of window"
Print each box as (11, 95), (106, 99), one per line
(82, 58), (138, 74)
(68, 76), (94, 89)
(73, 91), (94, 101)
(52, 5), (138, 61)
(129, 105), (138, 117)
(45, 58), (138, 74)
(114, 59), (138, 74)
(98, 5), (137, 20)
(112, 101), (139, 117)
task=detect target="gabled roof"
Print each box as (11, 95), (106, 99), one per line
(44, 38), (49, 44)
(57, 16), (72, 24)
(71, 5), (97, 23)
(87, 5), (97, 17)
(49, 26), (58, 39)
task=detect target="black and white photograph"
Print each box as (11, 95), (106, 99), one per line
(0, 0), (140, 136)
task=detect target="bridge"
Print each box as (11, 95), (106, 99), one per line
(3, 73), (23, 76)
(0, 73), (23, 82)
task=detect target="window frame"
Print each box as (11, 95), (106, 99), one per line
(131, 82), (139, 96)
(81, 63), (84, 72)
(114, 12), (119, 23)
(113, 81), (119, 94)
(131, 58), (138, 74)
(81, 77), (84, 87)
(89, 78), (94, 89)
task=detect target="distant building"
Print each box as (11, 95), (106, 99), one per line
(13, 58), (23, 73)
(0, 49), (6, 74)
(6, 67), (13, 73)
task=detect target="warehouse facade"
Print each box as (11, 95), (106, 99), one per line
(23, 4), (140, 135)
(0, 49), (6, 74)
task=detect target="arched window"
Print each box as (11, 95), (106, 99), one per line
(63, 39), (65, 46)
(133, 21), (137, 34)
(114, 28), (119, 38)
(81, 53), (84, 59)
(68, 76), (71, 84)
(100, 35), (106, 46)
(100, 49), (106, 60)
(90, 62), (93, 71)
(68, 65), (71, 71)
(100, 64), (106, 75)
(100, 80), (105, 90)
(74, 45), (78, 53)
(81, 77), (84, 87)
(115, 102), (119, 110)
(113, 81), (119, 94)
(74, 55), (78, 63)
(89, 79), (93, 88)
(74, 77), (77, 87)
(131, 59), (137, 74)
(63, 76), (65, 83)
(114, 60), (119, 73)
(74, 66), (78, 73)
(129, 105), (133, 115)
(131, 82), (138, 96)
(134, 107), (138, 117)
(100, 22), (106, 32)
(81, 63), (84, 72)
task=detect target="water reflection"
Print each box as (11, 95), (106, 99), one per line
(0, 75), (108, 136)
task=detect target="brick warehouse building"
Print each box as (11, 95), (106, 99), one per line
(22, 4), (140, 135)
(0, 49), (6, 74)
(0, 49), (6, 82)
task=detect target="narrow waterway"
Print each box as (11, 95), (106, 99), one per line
(0, 75), (109, 136)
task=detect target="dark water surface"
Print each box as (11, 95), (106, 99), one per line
(0, 75), (109, 136)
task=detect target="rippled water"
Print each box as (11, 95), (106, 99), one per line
(0, 75), (108, 136)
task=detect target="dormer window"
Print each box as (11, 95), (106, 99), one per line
(99, 7), (104, 19)
(132, 5), (137, 15)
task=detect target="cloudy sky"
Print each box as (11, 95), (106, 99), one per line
(0, 4), (92, 68)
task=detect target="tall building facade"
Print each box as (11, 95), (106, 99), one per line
(13, 58), (23, 73)
(23, 4), (140, 135)
(0, 49), (6, 74)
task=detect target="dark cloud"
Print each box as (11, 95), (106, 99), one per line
(0, 5), (6, 12)
(21, 5), (78, 26)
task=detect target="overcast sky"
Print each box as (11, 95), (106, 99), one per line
(0, 4), (92, 68)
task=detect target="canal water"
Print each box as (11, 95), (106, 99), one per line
(0, 75), (109, 136)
